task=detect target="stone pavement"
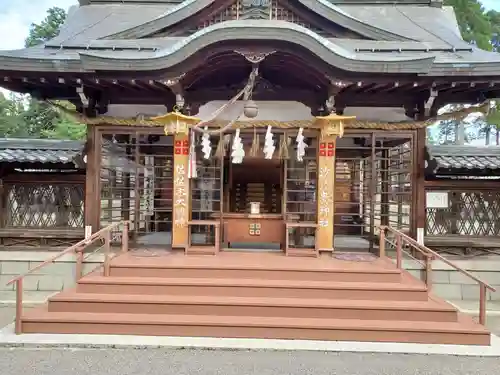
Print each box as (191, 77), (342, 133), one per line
(1, 347), (500, 375)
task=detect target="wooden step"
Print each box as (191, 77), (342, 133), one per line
(77, 276), (428, 300)
(110, 262), (402, 283)
(48, 292), (458, 322)
(21, 310), (490, 345)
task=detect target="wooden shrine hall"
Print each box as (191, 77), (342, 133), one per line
(0, 0), (498, 345)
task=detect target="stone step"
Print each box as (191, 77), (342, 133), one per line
(76, 275), (428, 300)
(21, 309), (490, 345)
(48, 292), (458, 322)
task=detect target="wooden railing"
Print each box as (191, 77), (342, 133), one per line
(186, 220), (220, 255)
(285, 222), (318, 257)
(6, 220), (129, 334)
(379, 225), (496, 325)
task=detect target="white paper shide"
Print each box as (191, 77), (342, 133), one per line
(263, 125), (275, 159)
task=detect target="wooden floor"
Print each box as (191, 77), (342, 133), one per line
(113, 250), (395, 271)
(18, 249), (491, 345)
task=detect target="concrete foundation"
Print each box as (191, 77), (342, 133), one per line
(403, 257), (500, 302)
(0, 252), (104, 303)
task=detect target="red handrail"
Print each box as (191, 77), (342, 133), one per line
(379, 225), (495, 325)
(6, 220), (129, 334)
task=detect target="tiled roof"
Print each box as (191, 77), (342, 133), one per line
(2, 1), (499, 76)
(428, 145), (500, 171)
(0, 138), (84, 165)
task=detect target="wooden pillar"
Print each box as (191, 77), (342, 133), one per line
(171, 134), (190, 249)
(414, 127), (426, 244)
(84, 124), (101, 234)
(316, 134), (338, 251)
(149, 110), (201, 250)
(313, 114), (353, 252)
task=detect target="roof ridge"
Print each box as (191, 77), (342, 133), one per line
(78, 0), (437, 5)
(79, 0), (182, 4)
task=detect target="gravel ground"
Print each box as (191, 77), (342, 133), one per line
(1, 347), (500, 375)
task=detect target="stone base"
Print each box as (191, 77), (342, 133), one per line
(0, 251), (104, 303)
(402, 257), (500, 302)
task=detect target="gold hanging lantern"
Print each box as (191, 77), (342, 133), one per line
(151, 108), (201, 135)
(313, 113), (356, 139)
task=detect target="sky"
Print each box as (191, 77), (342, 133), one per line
(0, 0), (76, 51)
(0, 0), (499, 51)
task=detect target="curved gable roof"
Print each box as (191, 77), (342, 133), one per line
(79, 21), (434, 73)
(45, 1), (469, 49)
(104, 0), (412, 41)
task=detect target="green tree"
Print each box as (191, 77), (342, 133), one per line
(444, 0), (493, 50)
(0, 93), (25, 137)
(21, 99), (61, 136)
(6, 6), (87, 141)
(42, 118), (87, 140)
(24, 7), (67, 47)
(486, 10), (500, 45)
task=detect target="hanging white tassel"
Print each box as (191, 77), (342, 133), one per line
(296, 127), (307, 162)
(187, 131), (198, 179)
(201, 126), (211, 160)
(263, 125), (275, 159)
(231, 129), (245, 164)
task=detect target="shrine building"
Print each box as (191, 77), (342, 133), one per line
(0, 0), (499, 345)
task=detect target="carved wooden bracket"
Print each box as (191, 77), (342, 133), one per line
(234, 49), (276, 64)
(160, 74), (186, 109)
(425, 88), (439, 118)
(325, 79), (350, 113)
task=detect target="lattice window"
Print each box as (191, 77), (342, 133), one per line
(286, 134), (317, 222)
(189, 135), (222, 246)
(359, 136), (412, 240)
(100, 132), (174, 245)
(187, 0), (328, 35)
(285, 132), (317, 250)
(195, 3), (239, 31)
(5, 183), (84, 228)
(426, 191), (500, 236)
(271, 0), (309, 28)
